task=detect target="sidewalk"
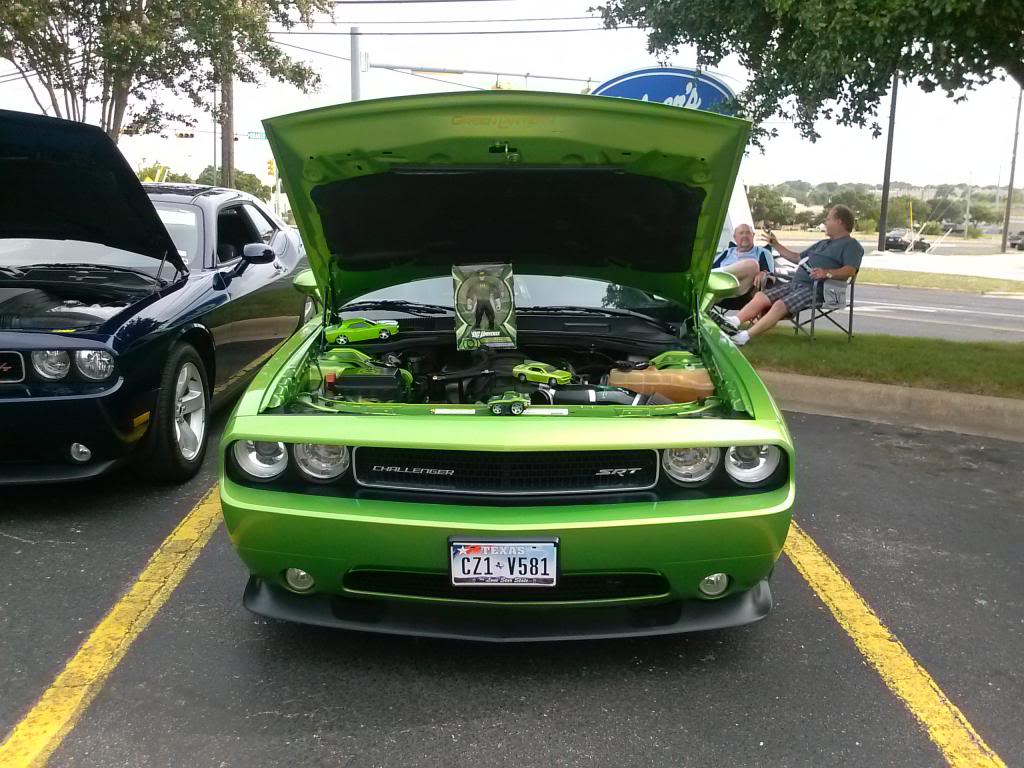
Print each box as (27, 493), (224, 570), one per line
(860, 251), (1024, 281)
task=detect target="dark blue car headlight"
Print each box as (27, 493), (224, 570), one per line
(31, 350), (71, 380)
(74, 350), (115, 381)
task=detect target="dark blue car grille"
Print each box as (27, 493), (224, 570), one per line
(352, 447), (659, 496)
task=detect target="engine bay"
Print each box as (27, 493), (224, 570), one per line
(0, 286), (134, 330)
(270, 337), (725, 418)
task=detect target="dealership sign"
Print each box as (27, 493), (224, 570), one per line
(591, 67), (735, 115)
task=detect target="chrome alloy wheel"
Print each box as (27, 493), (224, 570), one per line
(174, 361), (206, 461)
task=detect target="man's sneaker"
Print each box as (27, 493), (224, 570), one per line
(723, 314), (742, 330)
(732, 330), (750, 346)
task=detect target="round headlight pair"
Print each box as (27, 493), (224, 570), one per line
(31, 349), (114, 381)
(232, 441), (350, 483)
(661, 445), (782, 487)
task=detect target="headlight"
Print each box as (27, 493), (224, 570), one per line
(662, 447), (720, 486)
(74, 350), (115, 381)
(31, 350), (71, 380)
(724, 445), (783, 486)
(233, 441), (288, 480)
(293, 443), (350, 482)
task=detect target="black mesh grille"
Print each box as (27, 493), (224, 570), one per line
(344, 570), (670, 602)
(353, 448), (659, 495)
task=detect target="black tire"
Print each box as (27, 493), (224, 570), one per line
(336, 335), (348, 345)
(518, 373), (527, 382)
(135, 343), (210, 483)
(378, 329), (391, 340)
(548, 378), (557, 386)
(491, 404), (505, 415)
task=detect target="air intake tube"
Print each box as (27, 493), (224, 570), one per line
(541, 385), (673, 406)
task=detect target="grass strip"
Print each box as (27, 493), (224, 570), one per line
(742, 330), (1024, 400)
(856, 268), (1024, 294)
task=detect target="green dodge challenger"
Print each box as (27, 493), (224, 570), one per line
(219, 91), (795, 641)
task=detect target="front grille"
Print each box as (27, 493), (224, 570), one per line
(353, 448), (659, 495)
(0, 351), (25, 383)
(344, 570), (670, 602)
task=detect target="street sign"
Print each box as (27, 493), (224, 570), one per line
(247, 131), (267, 140)
(591, 66), (735, 115)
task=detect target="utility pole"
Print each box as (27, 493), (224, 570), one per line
(350, 27), (361, 101)
(220, 31), (235, 189)
(212, 84), (218, 186)
(877, 75), (899, 252)
(1001, 87), (1022, 252)
(964, 174), (972, 236)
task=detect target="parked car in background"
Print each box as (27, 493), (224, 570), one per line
(1008, 231), (1024, 249)
(0, 110), (306, 485)
(884, 230), (930, 252)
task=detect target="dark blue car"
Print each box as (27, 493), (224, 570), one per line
(0, 110), (308, 484)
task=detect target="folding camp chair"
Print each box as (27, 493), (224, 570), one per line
(789, 276), (856, 341)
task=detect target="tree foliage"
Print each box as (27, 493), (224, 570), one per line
(600, 0), (1024, 142)
(747, 184), (796, 225)
(0, 0), (331, 141)
(196, 165), (271, 200)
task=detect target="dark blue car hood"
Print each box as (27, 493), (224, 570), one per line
(0, 110), (184, 271)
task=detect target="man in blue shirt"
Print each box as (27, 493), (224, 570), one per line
(712, 223), (775, 299)
(727, 205), (863, 345)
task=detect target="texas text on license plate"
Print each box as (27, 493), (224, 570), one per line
(449, 539), (558, 587)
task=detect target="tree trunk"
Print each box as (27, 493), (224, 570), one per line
(220, 63), (234, 188)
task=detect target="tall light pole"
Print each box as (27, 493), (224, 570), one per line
(877, 75), (899, 251)
(350, 27), (361, 101)
(1001, 87), (1022, 252)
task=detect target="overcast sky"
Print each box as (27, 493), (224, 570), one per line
(2, 0), (1020, 190)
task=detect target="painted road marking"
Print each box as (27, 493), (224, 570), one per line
(211, 343), (283, 398)
(785, 522), (1006, 768)
(0, 487), (222, 768)
(0, 493), (1006, 768)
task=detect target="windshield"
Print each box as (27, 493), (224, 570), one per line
(0, 238), (170, 278)
(153, 203), (203, 268)
(342, 275), (683, 319)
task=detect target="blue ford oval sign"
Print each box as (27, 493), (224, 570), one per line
(592, 67), (735, 115)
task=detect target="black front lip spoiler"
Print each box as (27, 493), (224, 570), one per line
(243, 577), (773, 643)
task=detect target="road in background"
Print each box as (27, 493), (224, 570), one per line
(831, 284), (1024, 342)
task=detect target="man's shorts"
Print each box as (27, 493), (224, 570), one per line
(763, 281), (815, 315)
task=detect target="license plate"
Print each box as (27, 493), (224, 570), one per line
(450, 539), (558, 587)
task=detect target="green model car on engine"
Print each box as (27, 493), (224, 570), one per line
(219, 91), (795, 641)
(324, 317), (399, 345)
(512, 361), (572, 387)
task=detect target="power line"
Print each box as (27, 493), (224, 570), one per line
(275, 39), (484, 90)
(286, 15), (599, 24)
(272, 26), (631, 35)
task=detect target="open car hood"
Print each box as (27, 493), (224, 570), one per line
(265, 91), (749, 310)
(0, 110), (184, 270)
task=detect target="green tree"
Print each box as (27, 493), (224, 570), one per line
(196, 165), (271, 200)
(600, 0), (1024, 142)
(774, 179), (813, 203)
(136, 162), (193, 183)
(793, 209), (823, 228)
(0, 0), (330, 141)
(747, 185), (796, 225)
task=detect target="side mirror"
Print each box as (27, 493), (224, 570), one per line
(701, 269), (741, 313)
(241, 243), (275, 264)
(292, 269), (320, 301)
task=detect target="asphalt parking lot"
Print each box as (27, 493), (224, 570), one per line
(1, 413), (1019, 767)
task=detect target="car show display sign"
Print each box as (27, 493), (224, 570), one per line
(591, 66), (736, 115)
(452, 263), (517, 350)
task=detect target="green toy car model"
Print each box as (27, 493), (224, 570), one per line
(512, 361), (572, 387)
(220, 92), (794, 641)
(324, 317), (398, 345)
(487, 391), (531, 415)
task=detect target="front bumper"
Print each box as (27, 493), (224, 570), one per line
(0, 380), (153, 484)
(221, 477), (793, 640)
(244, 576), (773, 642)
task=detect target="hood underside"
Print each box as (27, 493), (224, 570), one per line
(265, 92), (750, 309)
(0, 110), (183, 270)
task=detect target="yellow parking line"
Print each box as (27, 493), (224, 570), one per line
(212, 343), (283, 398)
(0, 486), (222, 768)
(785, 522), (1006, 768)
